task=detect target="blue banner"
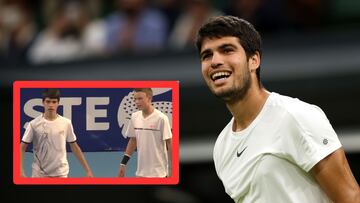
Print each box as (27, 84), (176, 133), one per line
(20, 88), (173, 152)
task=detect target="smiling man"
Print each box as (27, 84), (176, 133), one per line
(20, 88), (93, 178)
(196, 16), (360, 203)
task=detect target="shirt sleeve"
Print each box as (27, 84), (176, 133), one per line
(66, 121), (77, 143)
(161, 115), (172, 141)
(22, 122), (34, 143)
(283, 104), (342, 172)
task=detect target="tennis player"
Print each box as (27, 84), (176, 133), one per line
(196, 16), (360, 202)
(20, 88), (93, 178)
(118, 88), (172, 178)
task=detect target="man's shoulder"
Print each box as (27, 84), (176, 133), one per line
(29, 114), (44, 124)
(270, 92), (328, 127)
(270, 92), (321, 117)
(214, 118), (233, 145)
(154, 109), (168, 119)
(56, 115), (72, 124)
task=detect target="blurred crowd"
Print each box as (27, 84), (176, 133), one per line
(0, 0), (356, 65)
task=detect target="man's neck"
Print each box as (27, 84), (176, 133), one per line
(43, 112), (58, 121)
(226, 86), (269, 132)
(142, 106), (154, 118)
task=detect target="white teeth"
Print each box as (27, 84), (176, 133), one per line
(211, 72), (231, 80)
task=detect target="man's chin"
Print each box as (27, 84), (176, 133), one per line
(215, 92), (235, 102)
(211, 87), (233, 99)
(213, 88), (248, 103)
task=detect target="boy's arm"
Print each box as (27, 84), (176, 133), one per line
(20, 142), (29, 177)
(118, 137), (137, 177)
(70, 142), (93, 177)
(166, 138), (172, 177)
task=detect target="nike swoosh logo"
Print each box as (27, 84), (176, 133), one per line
(236, 147), (247, 157)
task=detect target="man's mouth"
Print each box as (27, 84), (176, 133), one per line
(211, 71), (231, 82)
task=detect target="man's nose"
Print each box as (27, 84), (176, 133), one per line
(211, 52), (223, 69)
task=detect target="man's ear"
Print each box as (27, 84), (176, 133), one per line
(147, 95), (152, 102)
(249, 51), (261, 72)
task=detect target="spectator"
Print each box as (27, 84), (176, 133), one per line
(155, 0), (182, 36)
(105, 0), (168, 54)
(168, 0), (222, 50)
(27, 0), (99, 64)
(0, 0), (37, 64)
(224, 0), (287, 33)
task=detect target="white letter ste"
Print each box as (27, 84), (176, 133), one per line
(60, 97), (81, 120)
(86, 97), (109, 130)
(23, 98), (42, 129)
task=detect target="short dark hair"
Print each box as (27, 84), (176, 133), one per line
(195, 16), (262, 84)
(42, 88), (60, 102)
(134, 88), (153, 98)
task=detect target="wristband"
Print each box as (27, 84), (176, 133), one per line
(121, 154), (131, 165)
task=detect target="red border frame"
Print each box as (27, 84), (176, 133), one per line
(13, 80), (179, 185)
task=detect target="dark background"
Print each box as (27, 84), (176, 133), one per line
(2, 40), (360, 202)
(1, 0), (360, 202)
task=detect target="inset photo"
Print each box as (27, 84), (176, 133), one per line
(13, 81), (179, 185)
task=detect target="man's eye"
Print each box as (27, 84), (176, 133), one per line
(223, 49), (233, 53)
(202, 54), (211, 61)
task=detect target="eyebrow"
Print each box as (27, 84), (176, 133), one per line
(200, 43), (237, 57)
(200, 49), (211, 59)
(219, 43), (237, 50)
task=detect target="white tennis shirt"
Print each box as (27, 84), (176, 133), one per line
(213, 92), (341, 203)
(22, 115), (77, 177)
(126, 109), (172, 177)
